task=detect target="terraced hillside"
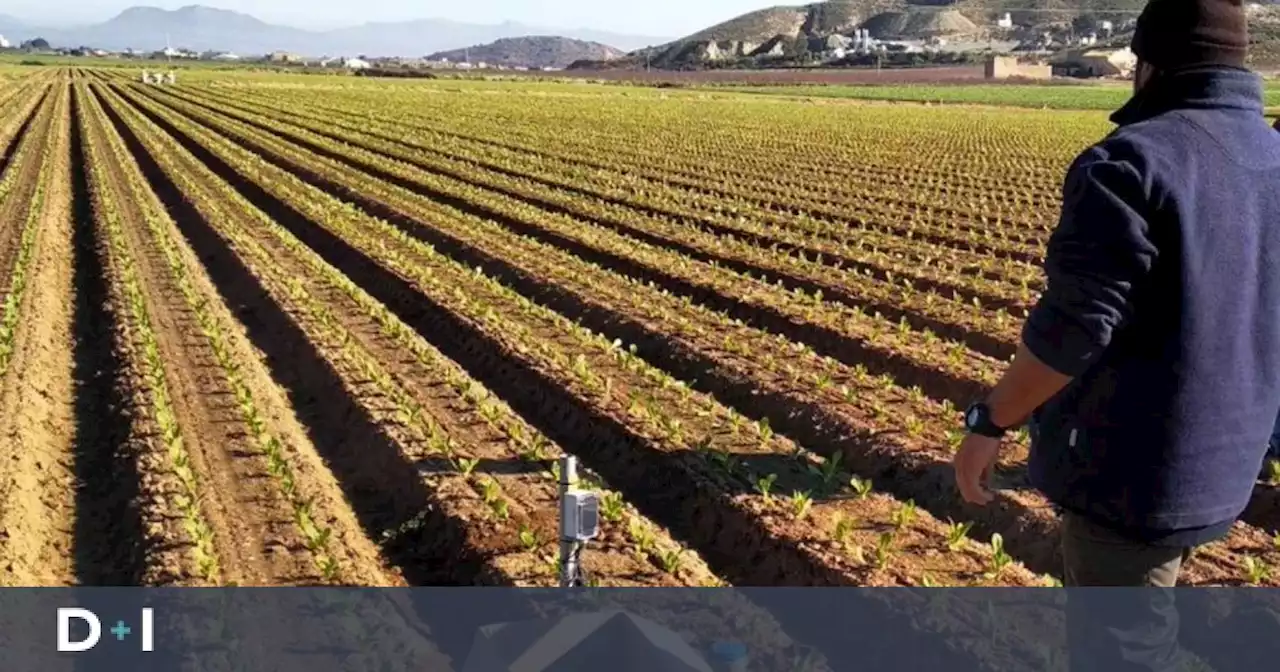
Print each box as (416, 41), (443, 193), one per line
(0, 68), (1277, 604)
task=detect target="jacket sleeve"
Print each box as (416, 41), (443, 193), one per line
(1021, 147), (1159, 378)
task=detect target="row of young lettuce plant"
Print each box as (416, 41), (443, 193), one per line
(99, 81), (729, 588)
(77, 83), (222, 582)
(161, 85), (1050, 304)
(108, 80), (1061, 588)
(130, 79), (1280, 586)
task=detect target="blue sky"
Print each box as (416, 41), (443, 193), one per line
(9, 1), (770, 35)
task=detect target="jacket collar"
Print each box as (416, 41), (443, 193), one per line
(1110, 67), (1264, 127)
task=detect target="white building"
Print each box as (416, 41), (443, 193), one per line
(997, 13), (1013, 29)
(850, 28), (876, 53)
(344, 57), (371, 69)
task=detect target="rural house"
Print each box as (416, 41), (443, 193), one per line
(985, 55), (1051, 80)
(267, 51), (301, 64)
(1051, 47), (1137, 78)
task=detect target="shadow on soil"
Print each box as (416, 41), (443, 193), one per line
(412, 456), (545, 478)
(125, 80), (1280, 672)
(135, 83), (1064, 576)
(1241, 483), (1280, 535)
(115, 82), (902, 583)
(162, 87), (1031, 329)
(68, 85), (150, 585)
(92, 85), (496, 590)
(0, 87), (49, 177)
(126, 83), (1064, 579)
(104, 82), (1066, 672)
(145, 85), (997, 405)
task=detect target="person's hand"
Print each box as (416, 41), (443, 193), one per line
(954, 433), (1002, 505)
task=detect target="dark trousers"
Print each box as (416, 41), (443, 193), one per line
(1061, 511), (1193, 587)
(1060, 512), (1196, 671)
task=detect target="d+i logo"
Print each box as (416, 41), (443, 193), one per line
(57, 608), (154, 652)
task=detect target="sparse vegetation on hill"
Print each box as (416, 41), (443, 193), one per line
(570, 0), (1280, 71)
(427, 36), (625, 69)
(683, 1), (900, 43)
(863, 8), (979, 37)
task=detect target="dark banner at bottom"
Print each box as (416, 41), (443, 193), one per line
(2, 588), (1279, 672)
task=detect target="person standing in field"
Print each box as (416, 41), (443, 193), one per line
(953, 0), (1280, 587)
(954, 2), (1280, 666)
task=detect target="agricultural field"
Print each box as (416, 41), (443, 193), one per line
(0, 65), (1278, 607)
(722, 80), (1280, 110)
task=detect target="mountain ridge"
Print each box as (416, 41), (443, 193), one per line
(0, 5), (669, 56)
(575, 0), (1280, 70)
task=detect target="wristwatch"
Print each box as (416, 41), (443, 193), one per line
(964, 402), (1008, 439)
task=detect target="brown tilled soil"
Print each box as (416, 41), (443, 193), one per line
(126, 78), (1280, 588)
(87, 84), (340, 586)
(120, 81), (1051, 591)
(2, 65), (1277, 672)
(0, 85), (77, 586)
(89, 74), (851, 672)
(73, 83), (199, 585)
(92, 84), (402, 588)
(96, 80), (728, 589)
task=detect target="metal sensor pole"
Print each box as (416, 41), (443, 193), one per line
(558, 455), (579, 587)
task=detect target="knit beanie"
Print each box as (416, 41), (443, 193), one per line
(1130, 0), (1249, 70)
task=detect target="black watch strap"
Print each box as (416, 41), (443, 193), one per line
(964, 402), (1008, 439)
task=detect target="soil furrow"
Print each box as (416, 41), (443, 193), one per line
(87, 85), (326, 586)
(167, 86), (1047, 302)
(99, 82), (870, 670)
(75, 82), (201, 585)
(66, 82), (157, 585)
(131, 85), (999, 410)
(131, 82), (1280, 586)
(203, 87), (1054, 253)
(0, 84), (77, 585)
(98, 81), (577, 588)
(150, 86), (1030, 358)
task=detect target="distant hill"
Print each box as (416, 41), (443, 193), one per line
(427, 36), (625, 69)
(0, 5), (670, 57)
(683, 0), (896, 42)
(572, 0), (1280, 70)
(592, 1), (983, 69)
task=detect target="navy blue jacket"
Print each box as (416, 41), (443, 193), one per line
(1025, 67), (1280, 546)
